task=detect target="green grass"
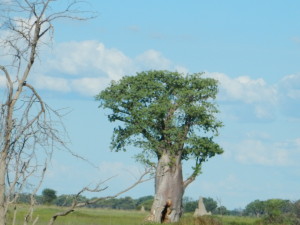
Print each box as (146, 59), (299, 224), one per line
(8, 205), (148, 225)
(8, 205), (260, 225)
(219, 215), (259, 225)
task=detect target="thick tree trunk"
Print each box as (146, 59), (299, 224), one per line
(148, 153), (184, 223)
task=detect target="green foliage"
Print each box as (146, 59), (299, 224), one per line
(55, 194), (88, 207)
(204, 197), (218, 213)
(54, 194), (73, 206)
(135, 195), (154, 211)
(41, 188), (57, 205)
(183, 200), (198, 212)
(294, 200), (300, 218)
(183, 197), (218, 213)
(264, 199), (293, 214)
(96, 70), (223, 176)
(245, 198), (300, 225)
(115, 197), (136, 210)
(261, 199), (297, 224)
(244, 200), (265, 216)
(88, 196), (154, 211)
(16, 193), (31, 204)
(215, 206), (229, 215)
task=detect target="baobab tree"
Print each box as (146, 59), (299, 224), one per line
(0, 1), (94, 224)
(96, 70), (223, 223)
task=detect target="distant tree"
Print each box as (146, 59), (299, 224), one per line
(229, 208), (243, 216)
(244, 198), (298, 225)
(183, 200), (198, 212)
(55, 195), (87, 207)
(16, 193), (31, 204)
(203, 197), (218, 213)
(182, 196), (194, 204)
(263, 199), (294, 223)
(96, 70), (223, 222)
(136, 195), (154, 205)
(136, 196), (154, 211)
(117, 197), (136, 210)
(55, 195), (73, 207)
(244, 200), (265, 217)
(216, 206), (229, 215)
(182, 197), (218, 214)
(42, 189), (57, 205)
(294, 200), (300, 218)
(264, 199), (283, 222)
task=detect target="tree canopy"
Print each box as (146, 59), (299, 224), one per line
(42, 188), (57, 205)
(96, 70), (223, 178)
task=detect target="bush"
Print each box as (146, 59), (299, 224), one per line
(257, 212), (300, 225)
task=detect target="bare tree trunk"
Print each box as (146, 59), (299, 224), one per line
(0, 1), (96, 224)
(0, 153), (7, 225)
(148, 153), (184, 223)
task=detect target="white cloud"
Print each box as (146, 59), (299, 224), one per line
(32, 75), (111, 96)
(275, 74), (300, 118)
(226, 138), (300, 167)
(206, 72), (300, 120)
(254, 105), (275, 120)
(47, 42), (188, 80)
(246, 131), (271, 140)
(174, 65), (189, 75)
(33, 75), (71, 92)
(205, 72), (277, 105)
(135, 49), (188, 74)
(235, 140), (289, 166)
(278, 74), (300, 99)
(71, 77), (111, 96)
(32, 41), (188, 95)
(47, 41), (134, 80)
(135, 49), (172, 70)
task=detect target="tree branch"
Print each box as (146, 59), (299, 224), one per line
(48, 168), (153, 225)
(0, 65), (13, 104)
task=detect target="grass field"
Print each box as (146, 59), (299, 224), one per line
(8, 205), (259, 225)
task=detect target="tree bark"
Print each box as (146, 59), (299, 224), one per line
(148, 153), (184, 223)
(0, 152), (7, 225)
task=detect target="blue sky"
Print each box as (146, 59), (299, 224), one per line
(1, 0), (300, 210)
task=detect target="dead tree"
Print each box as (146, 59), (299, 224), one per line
(0, 1), (95, 224)
(47, 168), (153, 225)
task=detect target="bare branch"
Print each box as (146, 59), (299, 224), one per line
(23, 164), (46, 225)
(0, 1), (96, 224)
(47, 168), (154, 225)
(0, 65), (13, 103)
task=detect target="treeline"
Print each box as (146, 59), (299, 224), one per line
(244, 199), (300, 224)
(18, 189), (223, 213)
(17, 189), (154, 210)
(17, 189), (300, 223)
(17, 189), (223, 213)
(182, 197), (235, 215)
